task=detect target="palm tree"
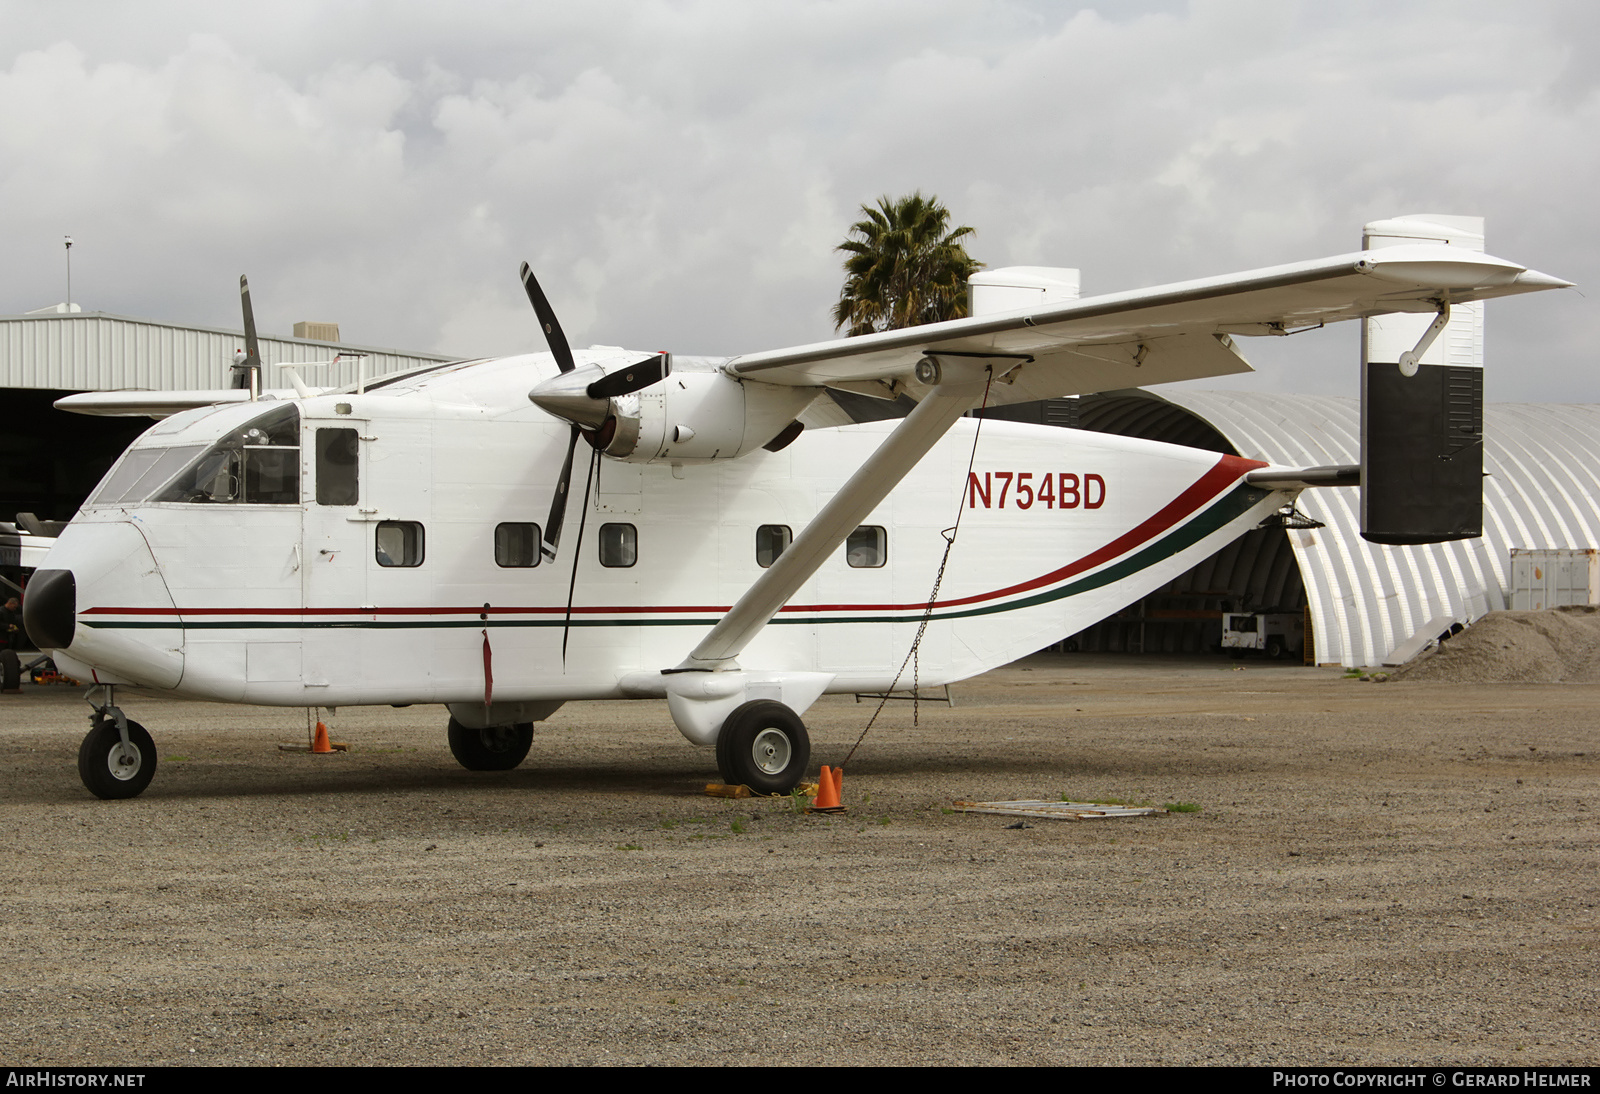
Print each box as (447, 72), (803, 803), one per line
(832, 192), (982, 336)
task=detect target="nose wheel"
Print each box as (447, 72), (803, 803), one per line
(78, 716), (157, 800)
(715, 700), (810, 794)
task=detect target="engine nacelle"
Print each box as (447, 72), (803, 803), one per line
(602, 370), (816, 463)
(531, 360), (818, 465)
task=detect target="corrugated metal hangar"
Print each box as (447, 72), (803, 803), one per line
(1055, 390), (1600, 667)
(0, 308), (454, 522)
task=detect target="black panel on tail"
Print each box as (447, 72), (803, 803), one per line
(1360, 361), (1483, 545)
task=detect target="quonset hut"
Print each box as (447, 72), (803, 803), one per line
(1059, 389), (1600, 668)
(970, 213), (1597, 668)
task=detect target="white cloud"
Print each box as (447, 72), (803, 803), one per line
(0, 0), (1593, 401)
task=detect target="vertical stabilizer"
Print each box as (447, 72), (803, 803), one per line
(1360, 214), (1485, 544)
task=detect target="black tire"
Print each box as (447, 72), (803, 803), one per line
(1265, 637), (1285, 660)
(78, 717), (156, 800)
(715, 700), (810, 794)
(447, 718), (533, 771)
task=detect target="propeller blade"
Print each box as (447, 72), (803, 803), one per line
(239, 275), (261, 370)
(519, 262), (576, 374)
(585, 353), (669, 400)
(541, 424), (582, 563)
(561, 445), (601, 665)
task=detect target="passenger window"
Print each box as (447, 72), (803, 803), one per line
(756, 525), (792, 568)
(598, 523), (636, 568)
(845, 525), (886, 568)
(495, 523), (542, 567)
(316, 428), (359, 505)
(376, 521), (424, 567)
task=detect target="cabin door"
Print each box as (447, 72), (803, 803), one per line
(300, 415), (368, 689)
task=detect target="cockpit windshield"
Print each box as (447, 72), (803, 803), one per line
(89, 404), (301, 506)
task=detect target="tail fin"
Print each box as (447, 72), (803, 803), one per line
(1360, 215), (1485, 545)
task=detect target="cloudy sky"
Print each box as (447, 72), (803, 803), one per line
(2, 1), (1595, 402)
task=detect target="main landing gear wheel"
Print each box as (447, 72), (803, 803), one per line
(78, 717), (157, 800)
(715, 700), (811, 794)
(447, 718), (533, 771)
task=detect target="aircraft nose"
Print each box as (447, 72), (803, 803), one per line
(21, 568), (75, 650)
(29, 521), (185, 690)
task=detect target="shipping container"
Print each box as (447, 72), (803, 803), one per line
(1509, 548), (1600, 610)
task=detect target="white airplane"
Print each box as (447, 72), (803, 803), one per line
(24, 237), (1568, 799)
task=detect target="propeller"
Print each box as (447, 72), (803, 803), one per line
(520, 262), (575, 375)
(585, 353), (668, 400)
(519, 262), (672, 660)
(521, 263), (669, 562)
(519, 263), (584, 564)
(236, 275), (262, 398)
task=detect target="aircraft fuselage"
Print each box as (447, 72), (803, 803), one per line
(37, 352), (1283, 723)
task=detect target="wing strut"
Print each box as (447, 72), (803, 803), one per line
(673, 356), (1002, 673)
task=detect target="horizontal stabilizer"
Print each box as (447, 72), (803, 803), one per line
(1246, 464), (1360, 490)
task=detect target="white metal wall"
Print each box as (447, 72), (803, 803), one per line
(0, 312), (456, 392)
(1151, 391), (1600, 667)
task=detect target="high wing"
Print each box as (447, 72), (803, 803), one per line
(55, 358), (468, 418)
(56, 388), (274, 418)
(676, 243), (1570, 675)
(726, 245), (1569, 403)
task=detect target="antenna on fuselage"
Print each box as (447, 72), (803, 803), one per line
(275, 353), (367, 400)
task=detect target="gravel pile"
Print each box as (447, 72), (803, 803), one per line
(1391, 605), (1600, 683)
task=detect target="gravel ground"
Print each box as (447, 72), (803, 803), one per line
(0, 653), (1594, 1067)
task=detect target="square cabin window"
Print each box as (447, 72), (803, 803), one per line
(845, 525), (886, 568)
(495, 522), (542, 567)
(599, 523), (637, 568)
(756, 524), (792, 568)
(315, 427), (360, 505)
(376, 521), (424, 567)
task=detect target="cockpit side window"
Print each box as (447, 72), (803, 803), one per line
(91, 445), (204, 506)
(315, 428), (360, 505)
(152, 404), (301, 505)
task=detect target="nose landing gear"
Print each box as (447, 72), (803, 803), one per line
(77, 686), (157, 800)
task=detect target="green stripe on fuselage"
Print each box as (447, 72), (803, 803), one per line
(82, 484), (1266, 633)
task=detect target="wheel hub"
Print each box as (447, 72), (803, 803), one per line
(750, 728), (791, 775)
(107, 742), (142, 781)
(481, 726), (516, 753)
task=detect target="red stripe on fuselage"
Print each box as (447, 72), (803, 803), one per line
(780, 452), (1265, 613)
(79, 454), (1265, 621)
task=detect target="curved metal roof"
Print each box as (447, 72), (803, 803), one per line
(0, 312), (456, 392)
(1143, 391), (1600, 666)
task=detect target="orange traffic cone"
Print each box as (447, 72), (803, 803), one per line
(311, 720), (332, 754)
(808, 765), (845, 813)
